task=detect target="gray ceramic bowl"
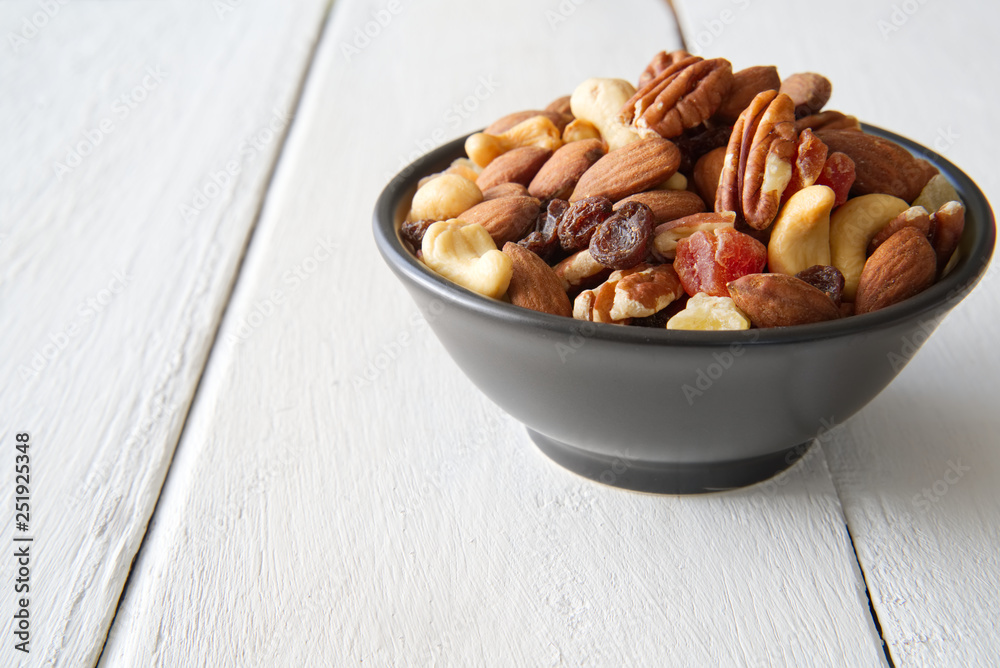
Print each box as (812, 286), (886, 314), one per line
(373, 125), (995, 494)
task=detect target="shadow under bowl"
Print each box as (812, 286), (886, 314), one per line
(373, 125), (996, 494)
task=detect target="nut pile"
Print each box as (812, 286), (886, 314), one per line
(400, 50), (966, 330)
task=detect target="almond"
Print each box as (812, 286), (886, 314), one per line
(693, 146), (727, 204)
(459, 196), (540, 246)
(814, 129), (938, 203)
(855, 226), (936, 314)
(614, 189), (706, 225)
(528, 138), (605, 201)
(476, 146), (552, 191)
(502, 242), (572, 317)
(485, 109), (569, 135)
(728, 273), (841, 328)
(570, 136), (681, 202)
(779, 72), (832, 118)
(714, 65), (781, 124)
(482, 182), (529, 200)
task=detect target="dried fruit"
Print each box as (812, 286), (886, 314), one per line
(519, 199), (567, 261)
(400, 219), (435, 250)
(795, 265), (845, 306)
(913, 174), (961, 213)
(855, 227), (937, 314)
(728, 273), (841, 328)
(653, 211), (736, 260)
(674, 227), (767, 297)
(666, 292), (750, 331)
(589, 201), (655, 270)
(558, 196), (614, 252)
(813, 152), (856, 207)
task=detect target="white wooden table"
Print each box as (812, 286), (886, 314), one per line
(2, 1), (997, 665)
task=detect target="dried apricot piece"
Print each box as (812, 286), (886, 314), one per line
(814, 152), (856, 207)
(674, 227), (767, 297)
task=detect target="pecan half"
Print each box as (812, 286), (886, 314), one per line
(637, 50), (694, 89)
(716, 90), (797, 230)
(620, 57), (734, 139)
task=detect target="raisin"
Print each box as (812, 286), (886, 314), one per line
(674, 227), (767, 297)
(519, 199), (568, 261)
(589, 201), (654, 270)
(558, 196), (613, 252)
(673, 123), (733, 174)
(796, 265), (845, 306)
(400, 219), (435, 251)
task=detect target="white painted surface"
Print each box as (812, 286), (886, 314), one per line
(0, 2), (329, 666)
(672, 0), (1000, 664)
(100, 1), (888, 666)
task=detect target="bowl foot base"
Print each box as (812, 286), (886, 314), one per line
(527, 429), (812, 495)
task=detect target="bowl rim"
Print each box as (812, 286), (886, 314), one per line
(373, 124), (996, 347)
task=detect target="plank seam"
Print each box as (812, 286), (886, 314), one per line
(844, 524), (896, 667)
(92, 1), (336, 664)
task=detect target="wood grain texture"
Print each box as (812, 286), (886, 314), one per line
(100, 1), (887, 665)
(0, 2), (329, 665)
(672, 0), (1000, 664)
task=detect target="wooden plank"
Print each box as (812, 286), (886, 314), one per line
(101, 0), (886, 665)
(0, 1), (329, 665)
(672, 0), (1000, 664)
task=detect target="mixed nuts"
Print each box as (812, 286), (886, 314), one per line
(400, 50), (966, 330)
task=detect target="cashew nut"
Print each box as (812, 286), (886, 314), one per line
(465, 115), (563, 168)
(409, 174), (483, 222)
(666, 293), (750, 331)
(829, 193), (909, 300)
(562, 118), (601, 143)
(421, 220), (512, 299)
(569, 78), (642, 151)
(767, 185), (835, 276)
